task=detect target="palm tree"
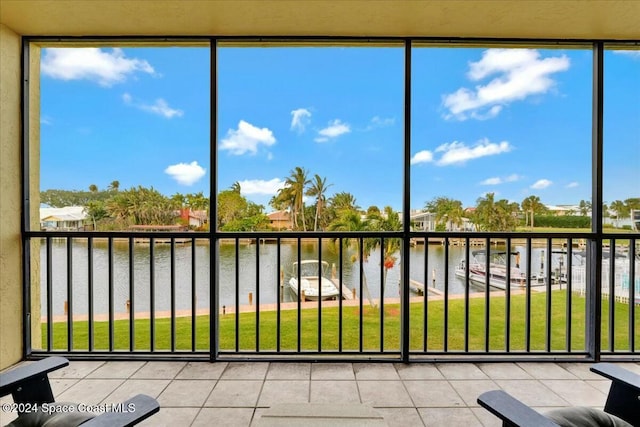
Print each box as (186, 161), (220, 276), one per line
(108, 180), (120, 192)
(578, 199), (591, 216)
(328, 191), (359, 213)
(521, 195), (543, 228)
(171, 192), (186, 208)
(328, 210), (376, 307)
(521, 197), (531, 227)
(368, 206), (402, 295)
(230, 181), (241, 194)
(610, 200), (628, 227)
(88, 184), (98, 193)
(270, 186), (296, 229)
(425, 196), (463, 231)
(285, 167), (310, 231)
(305, 174), (332, 231)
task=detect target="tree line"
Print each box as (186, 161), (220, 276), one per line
(40, 176), (639, 232)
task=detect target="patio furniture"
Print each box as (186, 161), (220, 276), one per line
(477, 362), (639, 427)
(0, 357), (159, 426)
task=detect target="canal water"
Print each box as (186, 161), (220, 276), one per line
(39, 239), (552, 317)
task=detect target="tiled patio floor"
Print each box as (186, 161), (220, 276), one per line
(2, 360), (639, 426)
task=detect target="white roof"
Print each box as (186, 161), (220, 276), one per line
(40, 206), (87, 221)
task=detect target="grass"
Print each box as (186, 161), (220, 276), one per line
(42, 290), (639, 353)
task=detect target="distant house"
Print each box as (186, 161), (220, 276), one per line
(40, 206), (88, 230)
(545, 205), (579, 216)
(267, 210), (291, 230)
(410, 210), (436, 231)
(179, 208), (208, 228)
(410, 209), (475, 232)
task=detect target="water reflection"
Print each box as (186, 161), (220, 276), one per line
(39, 239), (553, 317)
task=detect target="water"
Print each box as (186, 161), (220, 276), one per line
(38, 239), (555, 317)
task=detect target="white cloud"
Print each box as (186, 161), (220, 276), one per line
(41, 115), (53, 125)
(41, 48), (155, 87)
(141, 99), (183, 118)
(614, 50), (640, 59)
(315, 119), (350, 142)
(531, 179), (553, 190)
(290, 108), (311, 133)
(366, 116), (395, 130)
(566, 182), (579, 188)
(442, 49), (570, 120)
(238, 178), (286, 195)
(480, 174), (521, 185)
(435, 138), (512, 165)
(480, 177), (503, 185)
(220, 120), (276, 155)
(164, 161), (206, 186)
(410, 150), (434, 165)
(123, 93), (183, 118)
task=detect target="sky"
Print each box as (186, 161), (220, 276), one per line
(40, 44), (639, 212)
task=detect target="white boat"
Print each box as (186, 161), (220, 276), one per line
(288, 260), (342, 301)
(455, 250), (545, 290)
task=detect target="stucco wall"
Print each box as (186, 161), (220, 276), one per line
(29, 44), (42, 354)
(0, 23), (22, 369)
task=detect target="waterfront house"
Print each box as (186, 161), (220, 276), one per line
(39, 206), (88, 231)
(267, 210), (292, 230)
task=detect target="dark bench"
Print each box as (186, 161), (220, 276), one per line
(477, 363), (639, 427)
(0, 357), (159, 426)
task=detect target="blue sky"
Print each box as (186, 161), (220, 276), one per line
(40, 45), (639, 211)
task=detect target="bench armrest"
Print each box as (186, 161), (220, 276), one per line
(0, 357), (69, 402)
(590, 363), (640, 426)
(590, 363), (640, 391)
(477, 390), (559, 427)
(82, 394), (159, 427)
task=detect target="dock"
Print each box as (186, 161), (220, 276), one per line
(330, 278), (355, 300)
(408, 279), (444, 296)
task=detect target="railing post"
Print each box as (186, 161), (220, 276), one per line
(21, 38), (32, 359)
(401, 40), (412, 363)
(587, 41), (604, 362)
(209, 37), (219, 362)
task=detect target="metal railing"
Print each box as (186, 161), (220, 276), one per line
(24, 230), (638, 362)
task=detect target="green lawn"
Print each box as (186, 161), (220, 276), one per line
(42, 290), (639, 353)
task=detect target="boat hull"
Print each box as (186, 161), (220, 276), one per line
(455, 263), (545, 290)
(288, 276), (341, 301)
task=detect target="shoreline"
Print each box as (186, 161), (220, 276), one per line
(42, 290), (534, 323)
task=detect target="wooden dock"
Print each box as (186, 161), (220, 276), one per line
(408, 279), (444, 296)
(330, 278), (355, 300)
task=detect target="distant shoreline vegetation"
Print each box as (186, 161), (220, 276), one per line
(39, 172), (640, 233)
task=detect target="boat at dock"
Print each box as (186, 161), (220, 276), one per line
(455, 249), (546, 290)
(288, 260), (352, 301)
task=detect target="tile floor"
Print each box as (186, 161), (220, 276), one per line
(1, 360), (639, 426)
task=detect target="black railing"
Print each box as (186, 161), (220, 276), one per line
(24, 230), (638, 361)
